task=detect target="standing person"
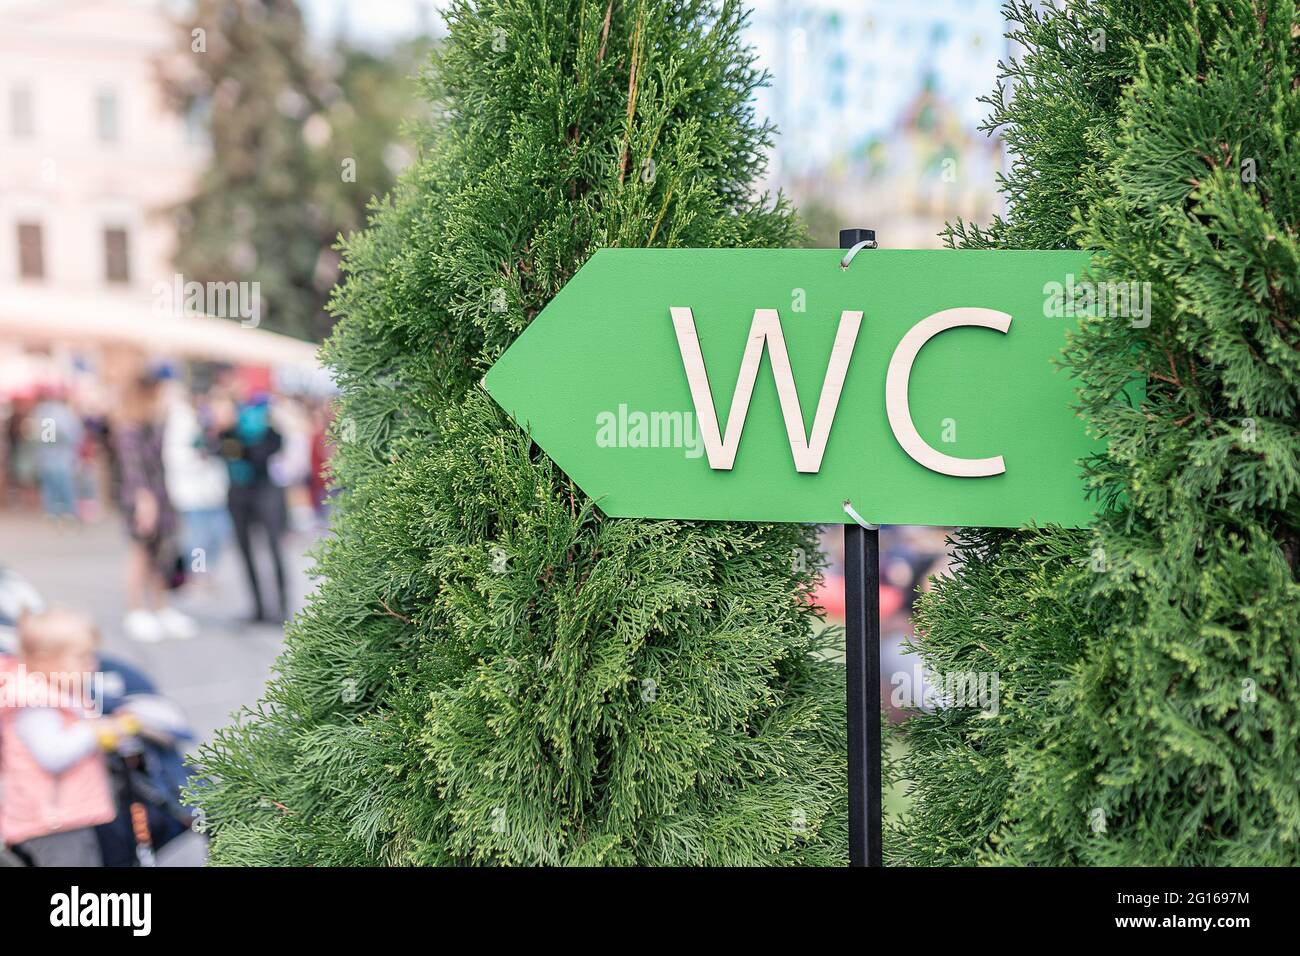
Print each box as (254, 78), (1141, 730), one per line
(7, 397), (39, 511)
(308, 398), (336, 525)
(0, 396), (11, 507)
(268, 396), (312, 532)
(31, 386), (82, 522)
(163, 386), (229, 591)
(74, 417), (101, 522)
(113, 373), (197, 643)
(214, 393), (288, 624)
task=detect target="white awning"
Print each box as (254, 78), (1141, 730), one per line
(0, 284), (321, 370)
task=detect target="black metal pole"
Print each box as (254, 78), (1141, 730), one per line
(840, 227), (882, 868)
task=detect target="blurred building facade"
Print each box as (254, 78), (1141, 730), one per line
(0, 0), (315, 391)
(749, 0), (1007, 247)
(0, 0), (197, 372)
(0, 0), (202, 294)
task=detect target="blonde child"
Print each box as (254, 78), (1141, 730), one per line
(0, 609), (133, 866)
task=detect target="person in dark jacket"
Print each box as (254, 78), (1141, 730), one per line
(213, 395), (288, 624)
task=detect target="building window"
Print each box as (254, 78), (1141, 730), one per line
(104, 227), (130, 283)
(95, 89), (119, 142)
(17, 222), (44, 279)
(10, 86), (34, 139)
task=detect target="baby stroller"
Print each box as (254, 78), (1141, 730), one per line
(96, 660), (206, 866)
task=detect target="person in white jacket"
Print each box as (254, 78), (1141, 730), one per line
(162, 386), (230, 596)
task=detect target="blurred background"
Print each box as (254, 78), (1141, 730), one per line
(0, 0), (1006, 770)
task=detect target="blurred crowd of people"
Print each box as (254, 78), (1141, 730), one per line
(817, 523), (953, 721)
(0, 359), (333, 868)
(0, 367), (336, 638)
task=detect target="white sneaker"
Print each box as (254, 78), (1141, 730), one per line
(124, 610), (165, 643)
(156, 607), (198, 640)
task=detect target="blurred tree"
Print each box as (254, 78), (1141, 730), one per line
(793, 197), (841, 248)
(304, 35), (435, 301)
(191, 0), (847, 866)
(166, 0), (432, 341)
(892, 0), (1300, 866)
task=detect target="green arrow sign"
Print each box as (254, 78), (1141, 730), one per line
(484, 248), (1100, 527)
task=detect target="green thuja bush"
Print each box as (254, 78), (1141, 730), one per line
(192, 0), (847, 866)
(892, 0), (1300, 865)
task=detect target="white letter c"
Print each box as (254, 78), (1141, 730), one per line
(885, 307), (1011, 477)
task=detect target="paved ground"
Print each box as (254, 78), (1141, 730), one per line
(0, 511), (322, 753)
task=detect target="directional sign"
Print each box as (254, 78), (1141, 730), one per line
(484, 248), (1100, 527)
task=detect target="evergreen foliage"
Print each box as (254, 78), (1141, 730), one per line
(892, 0), (1300, 865)
(192, 0), (847, 866)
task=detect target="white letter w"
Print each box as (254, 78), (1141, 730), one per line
(670, 307), (862, 473)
